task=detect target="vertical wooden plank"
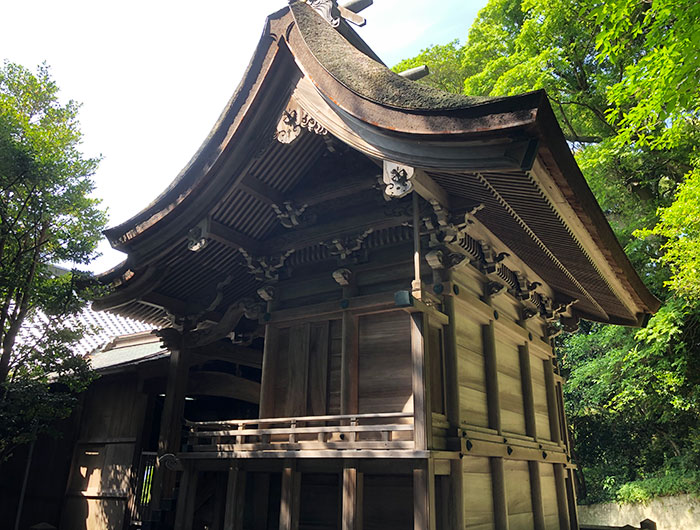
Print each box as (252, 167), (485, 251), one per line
(253, 473), (270, 530)
(340, 313), (358, 415)
(224, 464), (240, 530)
(174, 464), (198, 530)
(519, 344), (537, 439)
(553, 464), (571, 530)
(212, 472), (227, 530)
(543, 359), (562, 445)
(490, 457), (509, 530)
(280, 460), (300, 530)
(260, 326), (280, 418)
(482, 322), (502, 433)
(565, 468), (579, 530)
(308, 321), (330, 416)
(411, 313), (431, 450)
(443, 291), (461, 428)
(235, 472), (248, 530)
(287, 324), (311, 416)
(342, 462), (363, 530)
(557, 381), (572, 451)
(528, 461), (546, 530)
(448, 459), (464, 530)
(152, 341), (189, 507)
(413, 460), (436, 530)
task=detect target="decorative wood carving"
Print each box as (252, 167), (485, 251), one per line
(257, 285), (276, 302)
(487, 281), (506, 297)
(332, 268), (353, 286)
(158, 453), (183, 471)
(187, 218), (210, 252)
(240, 248), (295, 281)
(154, 327), (182, 350)
(382, 161), (415, 199)
(304, 0), (340, 27)
(322, 228), (373, 261)
(560, 315), (580, 333)
(425, 249), (465, 271)
(271, 201), (312, 228)
(522, 308), (538, 320)
(275, 104), (327, 145)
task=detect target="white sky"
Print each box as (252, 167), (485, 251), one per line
(1, 0), (486, 273)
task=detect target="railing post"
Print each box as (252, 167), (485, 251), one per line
(289, 419), (297, 444)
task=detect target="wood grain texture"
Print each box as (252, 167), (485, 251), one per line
(539, 463), (561, 530)
(358, 311), (412, 414)
(495, 338), (526, 435)
(531, 357), (552, 441)
(307, 321), (330, 416)
(462, 456), (495, 530)
(504, 459), (534, 529)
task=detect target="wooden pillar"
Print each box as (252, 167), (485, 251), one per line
(413, 460), (436, 530)
(448, 459), (464, 530)
(151, 330), (191, 508)
(490, 458), (509, 530)
(340, 311), (358, 415)
(543, 358), (562, 445)
(342, 462), (363, 530)
(553, 464), (571, 530)
(411, 312), (432, 450)
(280, 460), (301, 530)
(260, 325), (279, 418)
(260, 289), (278, 419)
(565, 468), (580, 530)
(173, 463), (198, 530)
(482, 321), (502, 433)
(224, 464), (247, 530)
(253, 473), (271, 530)
(519, 344), (537, 439)
(443, 292), (461, 430)
(528, 461), (546, 530)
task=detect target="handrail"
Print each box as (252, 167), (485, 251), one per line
(185, 411), (415, 453)
(185, 411), (413, 428)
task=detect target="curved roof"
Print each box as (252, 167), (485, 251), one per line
(95, 2), (659, 327)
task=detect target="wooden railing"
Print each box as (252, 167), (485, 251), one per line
(185, 412), (415, 453)
(130, 451), (156, 525)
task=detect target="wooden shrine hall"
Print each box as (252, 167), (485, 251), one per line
(85, 1), (659, 529)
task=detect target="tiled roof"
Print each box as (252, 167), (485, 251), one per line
(17, 306), (154, 357)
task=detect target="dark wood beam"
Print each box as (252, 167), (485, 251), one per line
(266, 208), (411, 253)
(289, 175), (377, 208)
(414, 169), (450, 209)
(92, 266), (162, 311)
(208, 220), (262, 254)
(239, 174), (286, 206)
(188, 371), (260, 404)
(190, 340), (263, 369)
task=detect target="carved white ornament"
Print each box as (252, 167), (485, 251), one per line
(304, 0), (340, 27)
(382, 161), (415, 199)
(275, 104), (328, 145)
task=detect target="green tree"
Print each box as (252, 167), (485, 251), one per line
(396, 0), (700, 502)
(0, 61), (106, 459)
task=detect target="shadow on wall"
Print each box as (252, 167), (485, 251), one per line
(60, 443), (134, 530)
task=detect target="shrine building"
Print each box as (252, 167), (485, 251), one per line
(66, 2), (660, 529)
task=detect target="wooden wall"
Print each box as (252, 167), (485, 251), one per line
(61, 375), (148, 530)
(358, 311), (412, 414)
(449, 265), (574, 529)
(263, 311), (413, 419)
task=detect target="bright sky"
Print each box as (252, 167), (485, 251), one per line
(1, 0), (486, 273)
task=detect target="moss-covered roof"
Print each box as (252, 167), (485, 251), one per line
(291, 2), (492, 111)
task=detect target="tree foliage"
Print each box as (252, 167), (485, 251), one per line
(0, 61), (106, 460)
(396, 0), (700, 502)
